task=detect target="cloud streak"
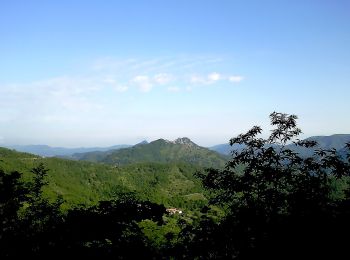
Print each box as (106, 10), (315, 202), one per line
(86, 56), (244, 92)
(229, 75), (244, 83)
(189, 72), (244, 86)
(154, 73), (173, 85)
(0, 56), (244, 127)
(131, 75), (153, 92)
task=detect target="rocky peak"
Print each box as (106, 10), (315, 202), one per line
(152, 139), (173, 145)
(174, 137), (196, 147)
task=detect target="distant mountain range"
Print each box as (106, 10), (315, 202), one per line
(72, 137), (228, 168)
(1, 134), (349, 208)
(3, 144), (132, 157)
(303, 134), (350, 150)
(4, 134), (349, 160)
(209, 134), (350, 155)
(209, 143), (245, 155)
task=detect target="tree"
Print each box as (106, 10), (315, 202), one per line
(60, 196), (165, 258)
(0, 164), (65, 257)
(0, 163), (166, 258)
(192, 112), (350, 259)
(0, 169), (29, 256)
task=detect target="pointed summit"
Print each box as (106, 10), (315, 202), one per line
(174, 137), (196, 147)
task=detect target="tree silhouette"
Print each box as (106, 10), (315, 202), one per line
(59, 196), (165, 258)
(0, 163), (166, 258)
(0, 164), (65, 257)
(0, 169), (29, 256)
(191, 112), (350, 259)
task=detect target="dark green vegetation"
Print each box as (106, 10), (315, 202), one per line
(190, 113), (350, 259)
(0, 164), (166, 258)
(73, 137), (228, 168)
(0, 144), (215, 258)
(1, 113), (350, 258)
(0, 147), (207, 210)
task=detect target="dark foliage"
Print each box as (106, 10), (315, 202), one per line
(192, 112), (350, 259)
(0, 164), (165, 259)
(58, 197), (165, 258)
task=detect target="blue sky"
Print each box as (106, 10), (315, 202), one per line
(0, 0), (349, 147)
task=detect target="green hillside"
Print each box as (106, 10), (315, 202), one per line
(74, 137), (228, 168)
(0, 147), (206, 209)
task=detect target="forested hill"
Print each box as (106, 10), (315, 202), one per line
(72, 137), (228, 168)
(0, 147), (206, 209)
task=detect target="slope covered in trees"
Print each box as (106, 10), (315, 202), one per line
(0, 164), (166, 258)
(0, 147), (206, 209)
(73, 137), (228, 168)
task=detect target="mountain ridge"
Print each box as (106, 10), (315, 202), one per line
(210, 134), (350, 155)
(3, 144), (132, 157)
(5, 134), (350, 158)
(73, 137), (228, 168)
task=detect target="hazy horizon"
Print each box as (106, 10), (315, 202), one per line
(3, 133), (350, 149)
(1, 1), (349, 147)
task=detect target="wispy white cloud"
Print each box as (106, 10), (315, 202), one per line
(91, 55), (225, 75)
(208, 72), (221, 81)
(0, 76), (106, 124)
(131, 73), (175, 92)
(190, 72), (222, 85)
(228, 75), (244, 83)
(131, 75), (153, 92)
(0, 56), (245, 128)
(89, 56), (244, 90)
(0, 55), (248, 146)
(190, 72), (244, 86)
(154, 73), (173, 85)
